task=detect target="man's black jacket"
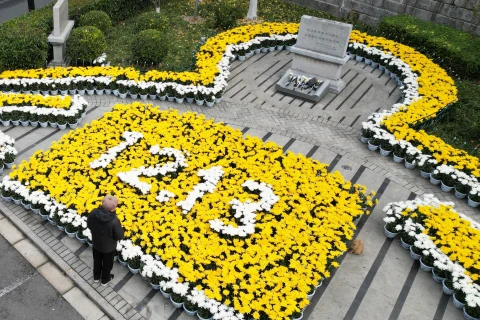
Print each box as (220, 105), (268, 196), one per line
(87, 207), (124, 253)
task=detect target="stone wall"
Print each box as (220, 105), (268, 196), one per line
(289, 0), (480, 35)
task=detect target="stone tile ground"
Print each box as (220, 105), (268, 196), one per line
(0, 50), (474, 320)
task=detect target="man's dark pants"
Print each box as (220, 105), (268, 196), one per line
(92, 247), (115, 283)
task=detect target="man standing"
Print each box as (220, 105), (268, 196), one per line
(87, 195), (124, 286)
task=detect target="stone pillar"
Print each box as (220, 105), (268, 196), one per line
(47, 0), (74, 67)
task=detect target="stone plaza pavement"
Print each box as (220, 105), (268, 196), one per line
(0, 50), (475, 320)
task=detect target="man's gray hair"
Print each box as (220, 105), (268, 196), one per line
(102, 196), (119, 211)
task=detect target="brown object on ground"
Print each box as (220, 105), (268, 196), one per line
(182, 15), (205, 24)
(349, 239), (364, 255)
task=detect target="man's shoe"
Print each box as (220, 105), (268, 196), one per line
(101, 274), (114, 286)
(94, 279), (100, 283)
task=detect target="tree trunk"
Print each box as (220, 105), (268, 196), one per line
(247, 0), (257, 20)
(155, 7), (160, 13)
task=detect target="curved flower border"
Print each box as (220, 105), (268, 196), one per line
(383, 195), (480, 314)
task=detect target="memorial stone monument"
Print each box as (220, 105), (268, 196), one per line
(48, 0), (74, 67)
(276, 16), (352, 101)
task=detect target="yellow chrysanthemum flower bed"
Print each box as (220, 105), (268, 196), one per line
(9, 103), (372, 319)
(0, 93), (72, 109)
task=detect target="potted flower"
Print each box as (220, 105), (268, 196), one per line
(455, 178), (471, 199)
(236, 46), (247, 61)
(400, 232), (415, 250)
(195, 91), (204, 106)
(175, 88), (185, 104)
(95, 81), (105, 95)
(383, 218), (399, 239)
(50, 84), (58, 95)
(30, 200), (41, 214)
(166, 86), (175, 102)
(10, 111), (20, 126)
(183, 300), (198, 316)
(139, 86), (149, 101)
(432, 266), (448, 283)
(48, 113), (58, 128)
(76, 228), (88, 244)
(29, 113), (39, 127)
(442, 276), (454, 295)
(379, 139), (393, 156)
(129, 85), (140, 99)
(117, 252), (128, 267)
(86, 81), (95, 95)
(59, 82), (69, 95)
(404, 146), (419, 169)
(468, 187), (480, 208)
(392, 144), (406, 163)
(57, 115), (67, 130)
(0, 112), (11, 126)
(419, 252), (434, 272)
(160, 285), (173, 299)
(118, 83), (128, 99)
(409, 245), (422, 260)
(11, 193), (22, 205)
(205, 95), (215, 108)
(1, 188), (12, 201)
(367, 137), (381, 151)
(65, 222), (78, 237)
(214, 90), (224, 104)
(417, 156), (436, 178)
(19, 112), (29, 126)
(197, 307), (213, 320)
(67, 115), (79, 129)
(39, 82), (50, 95)
(291, 310), (303, 320)
(4, 152), (15, 169)
(108, 82), (117, 96)
(453, 288), (466, 309)
(148, 86), (157, 100)
(306, 285), (316, 300)
(185, 89), (195, 104)
(464, 305), (480, 320)
(127, 255), (141, 274)
(170, 293), (184, 308)
(20, 198), (31, 210)
(149, 273), (163, 290)
(38, 114), (49, 127)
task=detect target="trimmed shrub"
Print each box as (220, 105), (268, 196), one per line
(78, 10), (112, 33)
(0, 29), (49, 71)
(96, 0), (151, 23)
(131, 29), (168, 64)
(209, 0), (245, 30)
(378, 15), (480, 80)
(134, 11), (169, 33)
(67, 26), (107, 62)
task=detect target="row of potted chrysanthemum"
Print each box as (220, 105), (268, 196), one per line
(0, 131), (16, 172)
(0, 95), (87, 129)
(354, 43), (480, 209)
(0, 34), (297, 108)
(383, 195), (480, 320)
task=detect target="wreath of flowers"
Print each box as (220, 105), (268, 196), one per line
(1, 102), (375, 320)
(383, 195), (480, 318)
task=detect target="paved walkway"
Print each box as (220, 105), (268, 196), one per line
(0, 50), (475, 320)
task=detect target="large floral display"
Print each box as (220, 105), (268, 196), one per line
(1, 103), (374, 320)
(383, 195), (480, 319)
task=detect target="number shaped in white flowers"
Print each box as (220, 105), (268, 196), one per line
(116, 146), (188, 195)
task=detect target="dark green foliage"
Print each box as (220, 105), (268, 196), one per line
(207, 0), (245, 30)
(134, 11), (170, 33)
(67, 26), (107, 62)
(378, 15), (480, 80)
(131, 29), (168, 64)
(0, 28), (49, 71)
(95, 0), (152, 23)
(78, 10), (112, 33)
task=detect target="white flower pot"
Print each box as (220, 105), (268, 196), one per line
(440, 182), (454, 192)
(40, 212), (49, 220)
(384, 224), (398, 239)
(68, 90), (77, 95)
(379, 147), (391, 157)
(11, 120), (20, 126)
(360, 136), (370, 144)
(113, 90), (119, 96)
(431, 268), (446, 283)
(60, 90), (68, 96)
(140, 95), (148, 100)
(32, 91), (40, 95)
(409, 246), (421, 260)
(105, 89), (112, 95)
(385, 69), (391, 75)
(206, 101), (214, 108)
(355, 56), (364, 62)
(12, 198), (21, 205)
(420, 170), (431, 178)
(65, 229), (76, 238)
(268, 47), (275, 52)
(118, 258), (128, 267)
(87, 90), (95, 95)
(175, 97), (184, 104)
(186, 97), (194, 103)
(183, 304), (197, 316)
(261, 47), (268, 53)
(31, 208), (40, 214)
(41, 90), (49, 95)
(160, 287), (170, 299)
(285, 46), (292, 51)
(159, 95), (166, 101)
(78, 89), (86, 95)
(150, 283), (161, 290)
(400, 237), (412, 250)
(50, 90), (58, 95)
(1, 120), (10, 126)
(119, 93), (127, 99)
(57, 224), (65, 232)
(130, 94), (138, 99)
(167, 96), (175, 102)
(455, 188), (468, 199)
(306, 289), (316, 300)
(195, 99), (205, 106)
(76, 232), (87, 243)
(1, 195), (12, 202)
(238, 55), (246, 61)
(215, 97), (223, 104)
(367, 141), (379, 151)
(20, 121), (29, 126)
(197, 313), (213, 320)
(404, 160), (416, 169)
(149, 94), (157, 100)
(21, 201), (31, 210)
(30, 121), (38, 127)
(364, 58), (372, 65)
(430, 175), (441, 186)
(419, 257), (433, 272)
(128, 264), (140, 274)
(463, 307), (479, 320)
(292, 311), (304, 320)
(68, 122), (78, 129)
(371, 62), (379, 68)
(392, 154), (404, 163)
(442, 279), (454, 295)
(453, 293), (465, 309)
(49, 121), (58, 128)
(467, 196), (480, 208)
(5, 162), (14, 169)
(170, 296), (183, 308)
(47, 215), (56, 225)
(58, 124), (67, 130)
(379, 65), (386, 71)
(95, 89), (104, 95)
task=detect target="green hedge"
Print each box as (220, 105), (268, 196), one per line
(78, 10), (112, 33)
(378, 15), (480, 80)
(67, 26), (106, 62)
(132, 29), (168, 64)
(0, 0), (152, 72)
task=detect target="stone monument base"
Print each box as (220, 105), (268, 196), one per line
(275, 69), (331, 102)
